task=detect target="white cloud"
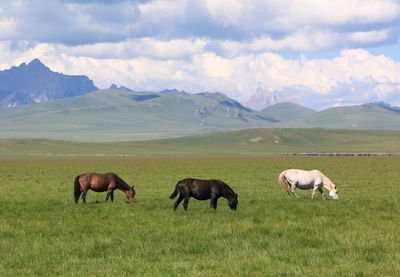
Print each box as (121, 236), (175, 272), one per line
(263, 0), (400, 31)
(348, 30), (390, 44)
(374, 83), (398, 101)
(333, 49), (400, 83)
(201, 53), (234, 78)
(0, 17), (16, 38)
(56, 38), (208, 59)
(138, 0), (187, 21)
(219, 27), (397, 55)
(204, 0), (247, 27)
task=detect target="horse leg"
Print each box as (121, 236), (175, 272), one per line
(106, 180), (117, 203)
(210, 196), (218, 209)
(82, 189), (87, 203)
(105, 188), (114, 203)
(291, 184), (299, 198)
(318, 187), (326, 200)
(311, 186), (318, 199)
(183, 196), (190, 211)
(173, 194), (184, 210)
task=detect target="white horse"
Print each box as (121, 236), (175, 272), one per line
(278, 169), (339, 200)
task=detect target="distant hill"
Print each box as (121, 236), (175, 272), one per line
(0, 89), (278, 142)
(281, 103), (400, 129)
(260, 102), (316, 121)
(0, 59), (98, 106)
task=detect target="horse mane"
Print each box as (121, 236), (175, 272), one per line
(217, 180), (236, 196)
(115, 175), (131, 190)
(319, 171), (336, 189)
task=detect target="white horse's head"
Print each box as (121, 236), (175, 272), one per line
(329, 185), (339, 200)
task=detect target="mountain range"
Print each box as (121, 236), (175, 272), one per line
(1, 59), (400, 142)
(1, 88), (400, 142)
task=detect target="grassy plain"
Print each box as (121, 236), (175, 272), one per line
(0, 156), (399, 276)
(2, 128), (400, 157)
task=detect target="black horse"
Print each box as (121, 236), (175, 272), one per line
(170, 178), (238, 211)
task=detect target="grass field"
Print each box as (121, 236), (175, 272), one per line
(2, 128), (400, 157)
(0, 156), (399, 276)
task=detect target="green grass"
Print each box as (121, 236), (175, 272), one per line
(0, 156), (399, 276)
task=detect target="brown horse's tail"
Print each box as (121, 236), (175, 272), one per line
(74, 175), (82, 204)
(278, 170), (290, 196)
(169, 181), (181, 199)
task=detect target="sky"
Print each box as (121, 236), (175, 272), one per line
(0, 0), (400, 110)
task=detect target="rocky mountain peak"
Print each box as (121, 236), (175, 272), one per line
(109, 84), (133, 92)
(0, 59), (98, 106)
(27, 58), (48, 69)
(245, 87), (284, 111)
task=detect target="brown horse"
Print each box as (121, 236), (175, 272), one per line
(74, 172), (135, 204)
(170, 178), (238, 211)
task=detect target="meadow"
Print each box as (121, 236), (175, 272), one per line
(0, 156), (399, 276)
(2, 128), (400, 157)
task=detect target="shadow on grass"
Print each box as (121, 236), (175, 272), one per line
(82, 200), (135, 205)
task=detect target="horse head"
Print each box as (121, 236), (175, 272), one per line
(228, 193), (238, 210)
(125, 187), (136, 202)
(329, 185), (339, 200)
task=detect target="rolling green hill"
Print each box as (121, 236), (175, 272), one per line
(260, 102), (316, 121)
(1, 128), (400, 157)
(0, 89), (277, 142)
(281, 103), (400, 129)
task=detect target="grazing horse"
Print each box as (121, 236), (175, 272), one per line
(74, 172), (135, 203)
(170, 178), (238, 211)
(279, 169), (339, 200)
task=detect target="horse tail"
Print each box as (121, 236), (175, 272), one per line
(74, 175), (82, 204)
(170, 180), (181, 199)
(278, 171), (290, 195)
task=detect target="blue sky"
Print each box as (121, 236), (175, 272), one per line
(1, 0), (400, 109)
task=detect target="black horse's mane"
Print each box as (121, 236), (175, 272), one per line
(116, 175), (131, 190)
(217, 180), (236, 196)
